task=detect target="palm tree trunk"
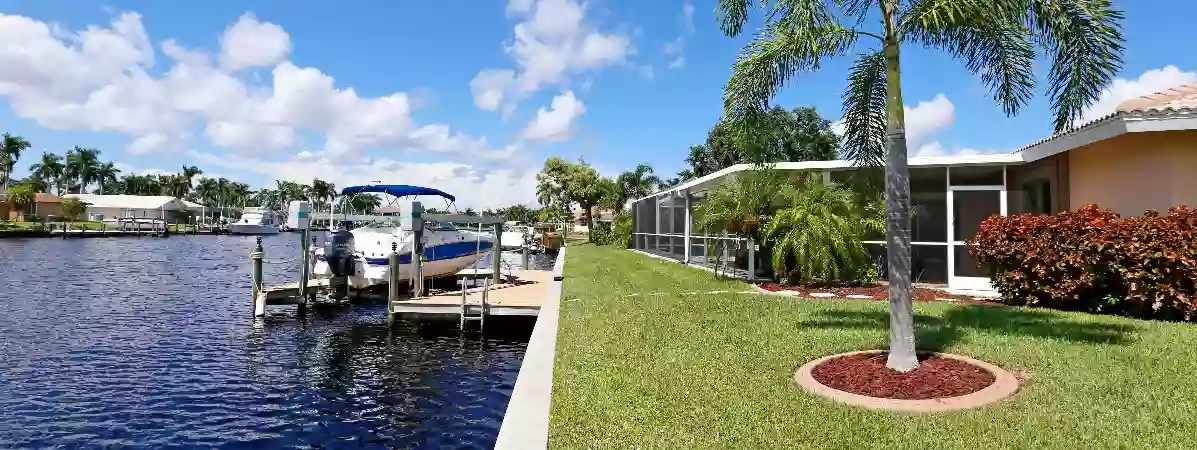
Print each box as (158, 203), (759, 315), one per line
(882, 2), (918, 372)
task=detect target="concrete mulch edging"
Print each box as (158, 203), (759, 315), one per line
(793, 350), (1020, 413)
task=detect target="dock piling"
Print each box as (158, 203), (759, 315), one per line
(297, 230), (313, 315)
(522, 243), (529, 270)
(251, 237), (266, 317)
(388, 242), (400, 326)
(493, 223), (503, 285)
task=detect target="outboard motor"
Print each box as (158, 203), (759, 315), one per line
(324, 229), (356, 299)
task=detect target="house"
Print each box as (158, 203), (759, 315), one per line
(630, 82), (1197, 294)
(1, 193), (64, 220)
(62, 194), (197, 222)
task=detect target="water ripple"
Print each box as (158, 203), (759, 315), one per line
(0, 234), (544, 448)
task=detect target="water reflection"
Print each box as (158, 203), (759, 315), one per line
(0, 234), (540, 448)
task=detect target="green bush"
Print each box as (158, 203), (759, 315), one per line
(611, 214), (632, 247)
(589, 221), (615, 245)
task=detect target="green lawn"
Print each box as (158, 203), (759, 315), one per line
(0, 220), (109, 231)
(550, 244), (1197, 449)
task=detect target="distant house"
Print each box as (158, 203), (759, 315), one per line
(1, 193), (64, 220)
(377, 205), (402, 216)
(62, 194), (196, 222)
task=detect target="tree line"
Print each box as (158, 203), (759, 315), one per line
(533, 105), (843, 232)
(0, 134), (574, 224)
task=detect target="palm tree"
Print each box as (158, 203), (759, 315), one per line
(692, 167), (794, 238)
(6, 183), (36, 218)
(764, 173), (879, 283)
(95, 162), (120, 195)
(65, 147), (101, 194)
(180, 165), (203, 196)
(615, 164), (661, 211)
(29, 152), (65, 195)
(339, 193), (381, 214)
(718, 0), (1125, 371)
(1, 133), (32, 194)
(310, 179), (337, 212)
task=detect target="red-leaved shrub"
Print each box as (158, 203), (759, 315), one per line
(969, 204), (1197, 320)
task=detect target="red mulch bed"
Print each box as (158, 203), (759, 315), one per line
(756, 283), (1000, 305)
(810, 352), (996, 400)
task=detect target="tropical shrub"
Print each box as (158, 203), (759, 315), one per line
(692, 167), (793, 237)
(589, 221), (615, 245)
(764, 173), (877, 284)
(610, 214), (632, 248)
(970, 204), (1197, 320)
(61, 198), (89, 221)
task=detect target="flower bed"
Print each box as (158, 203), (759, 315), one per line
(809, 352), (996, 400)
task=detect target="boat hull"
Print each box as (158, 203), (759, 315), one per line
(228, 224), (280, 235)
(312, 227), (496, 289)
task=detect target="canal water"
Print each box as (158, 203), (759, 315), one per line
(0, 234), (552, 448)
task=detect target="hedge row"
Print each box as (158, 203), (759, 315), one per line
(969, 204), (1197, 320)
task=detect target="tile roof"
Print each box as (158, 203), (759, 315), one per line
(1014, 82), (1197, 153)
(34, 193), (63, 203)
(1116, 82), (1197, 113)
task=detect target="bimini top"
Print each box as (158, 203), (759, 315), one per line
(340, 184), (456, 202)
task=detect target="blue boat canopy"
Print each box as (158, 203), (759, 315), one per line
(340, 184), (456, 202)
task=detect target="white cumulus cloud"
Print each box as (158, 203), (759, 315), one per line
(521, 90), (585, 142)
(0, 11), (537, 207)
(470, 0), (631, 114)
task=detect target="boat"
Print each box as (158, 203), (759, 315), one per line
(100, 217), (167, 231)
(311, 184), (495, 290)
(500, 222), (533, 250)
(228, 207), (282, 235)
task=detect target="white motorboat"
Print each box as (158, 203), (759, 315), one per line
(311, 184), (494, 290)
(228, 208), (281, 235)
(500, 222), (532, 250)
(101, 217), (166, 231)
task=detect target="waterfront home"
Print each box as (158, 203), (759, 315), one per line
(62, 194), (196, 222)
(1, 193), (64, 220)
(630, 82), (1197, 295)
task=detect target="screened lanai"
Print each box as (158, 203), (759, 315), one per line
(628, 153), (1064, 293)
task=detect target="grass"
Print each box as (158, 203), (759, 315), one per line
(550, 244), (1197, 449)
(0, 220), (110, 231)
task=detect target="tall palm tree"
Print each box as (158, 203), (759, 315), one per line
(180, 165), (203, 196)
(29, 152), (65, 195)
(615, 164), (661, 210)
(1, 133), (32, 194)
(65, 147), (101, 194)
(95, 162), (120, 195)
(310, 179), (337, 212)
(718, 0), (1124, 371)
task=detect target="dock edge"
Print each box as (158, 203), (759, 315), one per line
(493, 246), (566, 450)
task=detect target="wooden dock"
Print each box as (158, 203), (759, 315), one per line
(259, 269), (553, 317)
(392, 269), (552, 317)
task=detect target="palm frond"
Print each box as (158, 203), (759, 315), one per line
(1025, 0), (1125, 132)
(716, 0), (752, 37)
(902, 0), (1036, 116)
(764, 173), (874, 282)
(840, 51), (887, 167)
(724, 23), (857, 120)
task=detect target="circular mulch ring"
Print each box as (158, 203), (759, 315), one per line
(793, 350), (1019, 412)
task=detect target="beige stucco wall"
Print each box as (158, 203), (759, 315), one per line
(1068, 130), (1197, 216)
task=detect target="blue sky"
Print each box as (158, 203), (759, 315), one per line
(1, 0), (1194, 207)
